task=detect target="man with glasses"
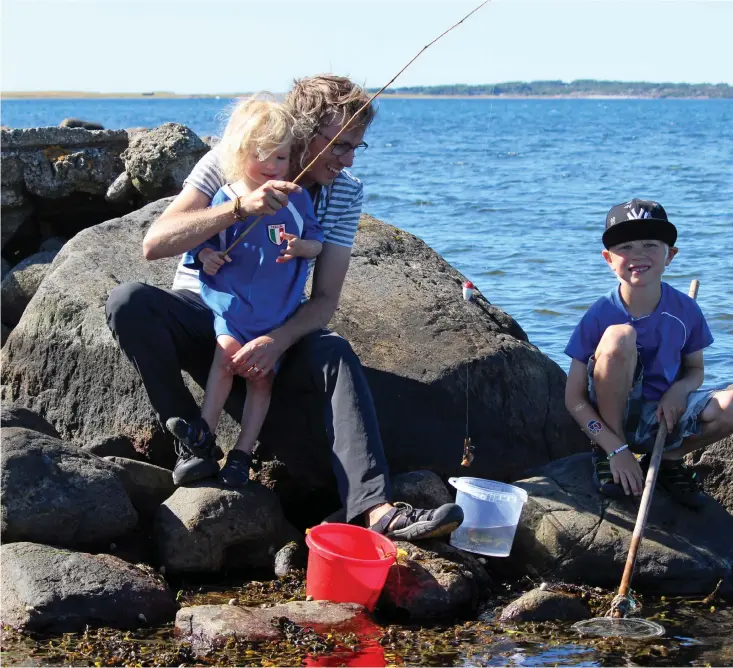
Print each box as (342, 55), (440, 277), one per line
(106, 74), (464, 542)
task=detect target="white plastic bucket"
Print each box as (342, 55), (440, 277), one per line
(449, 477), (528, 557)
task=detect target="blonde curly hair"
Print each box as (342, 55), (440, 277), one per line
(284, 75), (376, 171)
(218, 94), (299, 183)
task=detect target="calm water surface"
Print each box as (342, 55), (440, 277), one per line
(3, 98), (731, 382)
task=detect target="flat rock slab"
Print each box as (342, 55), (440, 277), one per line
(379, 539), (491, 620)
(499, 588), (590, 622)
(0, 542), (177, 632)
(175, 601), (372, 647)
(511, 453), (733, 595)
(1, 427), (137, 547)
(688, 435), (733, 515)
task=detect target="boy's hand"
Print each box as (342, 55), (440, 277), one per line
(656, 384), (689, 431)
(199, 247), (231, 276)
(276, 232), (305, 263)
(610, 449), (644, 496)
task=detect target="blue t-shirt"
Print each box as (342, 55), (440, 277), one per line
(183, 186), (324, 344)
(565, 282), (714, 401)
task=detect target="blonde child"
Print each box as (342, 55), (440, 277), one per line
(166, 96), (323, 487)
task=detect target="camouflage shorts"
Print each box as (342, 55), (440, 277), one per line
(587, 357), (716, 452)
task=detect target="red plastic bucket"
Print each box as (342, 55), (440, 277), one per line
(305, 523), (397, 611)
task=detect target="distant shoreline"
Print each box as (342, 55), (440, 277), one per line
(2, 91), (728, 101)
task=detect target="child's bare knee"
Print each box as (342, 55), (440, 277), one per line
(597, 325), (636, 360)
(718, 391), (733, 432)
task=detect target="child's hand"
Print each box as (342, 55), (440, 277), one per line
(609, 449), (644, 496)
(656, 384), (689, 431)
(199, 247), (231, 276)
(276, 233), (305, 263)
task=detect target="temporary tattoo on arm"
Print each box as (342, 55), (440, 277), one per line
(587, 420), (603, 435)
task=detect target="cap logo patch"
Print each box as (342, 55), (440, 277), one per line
(626, 208), (652, 220)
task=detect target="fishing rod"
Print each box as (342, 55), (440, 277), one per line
(223, 0), (491, 256)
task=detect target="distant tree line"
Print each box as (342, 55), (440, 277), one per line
(373, 80), (732, 98)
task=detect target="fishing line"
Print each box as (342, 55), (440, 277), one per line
(223, 0), (492, 256)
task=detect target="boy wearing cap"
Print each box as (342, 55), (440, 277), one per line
(564, 199), (733, 508)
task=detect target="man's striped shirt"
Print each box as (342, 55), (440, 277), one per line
(171, 149), (363, 292)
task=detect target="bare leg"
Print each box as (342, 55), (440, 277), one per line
(592, 324), (638, 440)
(232, 372), (274, 455)
(200, 335), (241, 434)
(663, 389), (733, 460)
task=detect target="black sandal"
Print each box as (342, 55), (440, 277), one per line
(218, 449), (253, 488)
(369, 502), (464, 541)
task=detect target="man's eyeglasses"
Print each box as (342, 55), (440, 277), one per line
(317, 131), (368, 157)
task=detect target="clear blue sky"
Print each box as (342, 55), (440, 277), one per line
(2, 0), (732, 93)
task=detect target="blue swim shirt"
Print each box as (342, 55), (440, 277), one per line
(565, 282), (714, 401)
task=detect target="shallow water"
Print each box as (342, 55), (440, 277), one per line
(2, 579), (730, 666)
(3, 98), (731, 385)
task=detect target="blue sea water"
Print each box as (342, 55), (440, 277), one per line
(3, 98), (732, 385)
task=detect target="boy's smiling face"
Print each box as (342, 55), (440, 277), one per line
(602, 239), (678, 287)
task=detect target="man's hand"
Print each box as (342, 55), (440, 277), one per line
(239, 181), (302, 217)
(227, 334), (284, 378)
(656, 384), (689, 431)
(199, 248), (231, 276)
(609, 449), (644, 496)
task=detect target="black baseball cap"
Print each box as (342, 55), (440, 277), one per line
(602, 199), (677, 250)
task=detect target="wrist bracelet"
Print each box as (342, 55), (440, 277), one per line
(232, 196), (243, 220)
(607, 444), (629, 459)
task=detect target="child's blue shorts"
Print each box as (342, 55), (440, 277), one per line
(586, 357), (718, 452)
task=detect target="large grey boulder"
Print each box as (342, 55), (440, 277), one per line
(104, 456), (176, 520)
(0, 127), (127, 200)
(688, 434), (733, 514)
(121, 123), (208, 199)
(1, 250), (57, 326)
(0, 200), (586, 515)
(0, 542), (177, 632)
(1, 403), (60, 438)
(0, 427), (138, 547)
(0, 126), (130, 257)
(379, 539), (491, 620)
(510, 453), (733, 595)
(154, 480), (300, 573)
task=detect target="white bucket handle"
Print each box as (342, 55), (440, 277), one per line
(449, 477), (527, 504)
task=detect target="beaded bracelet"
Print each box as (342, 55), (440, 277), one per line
(607, 443), (629, 459)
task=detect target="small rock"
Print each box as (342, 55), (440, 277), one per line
(137, 613), (147, 623)
(306, 595), (313, 602)
(109, 543), (117, 552)
(228, 598), (237, 606)
(499, 588), (590, 622)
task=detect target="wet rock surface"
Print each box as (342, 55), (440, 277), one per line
(175, 601), (371, 646)
(0, 542), (177, 632)
(0, 427), (137, 547)
(379, 539), (491, 620)
(154, 480), (300, 573)
(499, 587), (591, 622)
(510, 453), (733, 595)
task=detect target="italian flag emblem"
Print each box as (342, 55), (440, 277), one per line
(267, 224), (285, 245)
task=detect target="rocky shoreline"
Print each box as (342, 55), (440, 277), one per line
(1, 123), (732, 662)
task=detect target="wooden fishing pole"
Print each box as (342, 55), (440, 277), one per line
(223, 0), (491, 256)
(610, 278), (700, 618)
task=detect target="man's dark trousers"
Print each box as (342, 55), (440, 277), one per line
(106, 281), (392, 521)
